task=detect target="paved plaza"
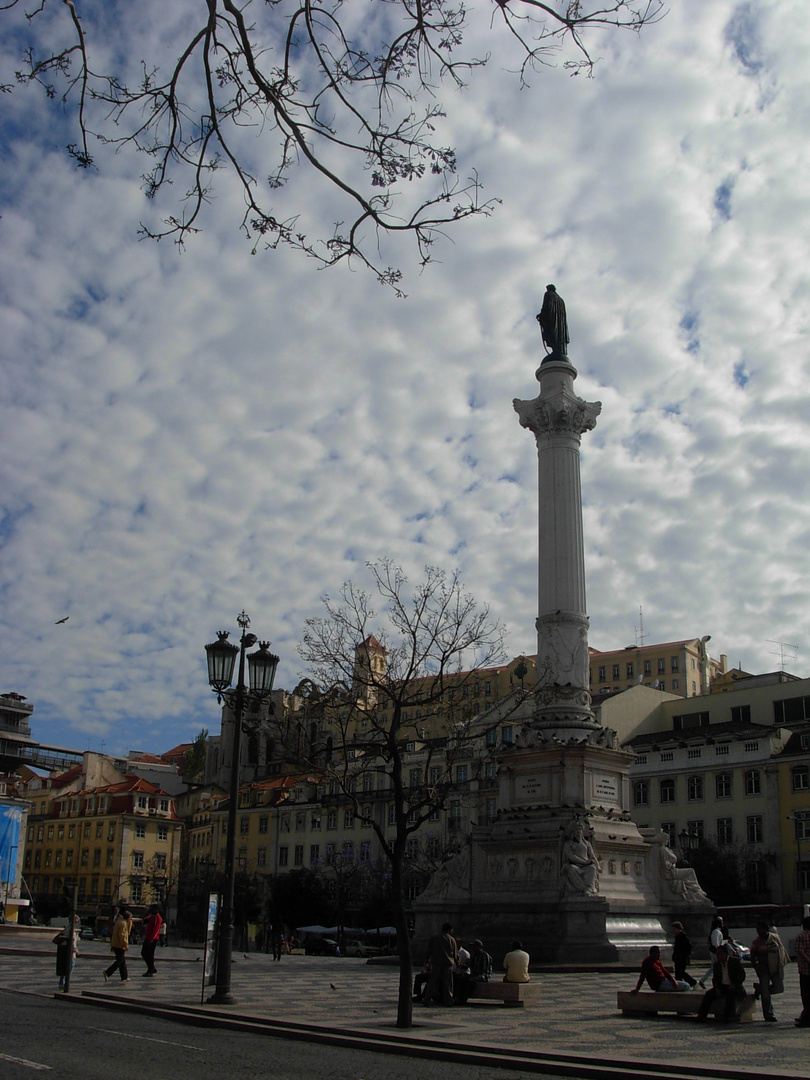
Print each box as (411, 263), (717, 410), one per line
(0, 935), (806, 1078)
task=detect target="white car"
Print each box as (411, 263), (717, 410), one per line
(343, 939), (382, 958)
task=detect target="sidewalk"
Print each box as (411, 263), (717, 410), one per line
(0, 937), (806, 1079)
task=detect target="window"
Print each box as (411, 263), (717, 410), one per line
(794, 817), (810, 842)
(644, 660), (652, 677)
(456, 765), (468, 784)
(342, 841), (354, 860)
(278, 846), (289, 867)
(132, 851), (144, 869)
(387, 803), (396, 826)
(598, 666), (606, 683)
(44, 849), (52, 867)
(157, 825), (168, 842)
(747, 815), (763, 844)
(657, 658), (666, 675)
(237, 847), (247, 869)
(107, 823), (115, 842)
(294, 845), (304, 867)
(797, 862), (810, 892)
(715, 744), (729, 756)
(612, 664), (620, 680)
(409, 769), (420, 790)
(343, 808), (354, 829)
(687, 748), (702, 759)
(791, 766), (809, 792)
(687, 819), (704, 839)
(715, 772), (732, 799)
(626, 662), (634, 679)
(93, 848), (101, 867)
(130, 881), (143, 903)
(660, 778), (675, 804)
(106, 849), (114, 867)
(159, 798), (169, 813)
(746, 860), (766, 894)
(485, 761), (497, 780)
(55, 850), (62, 867)
(80, 849), (89, 867)
(309, 844), (320, 865)
(502, 725), (513, 745)
(730, 704), (751, 724)
(83, 822), (91, 838)
(257, 847), (267, 868)
(153, 853), (166, 870)
(687, 776), (703, 801)
(485, 727), (497, 747)
(671, 656), (680, 673)
(311, 812), (321, 831)
(673, 712), (709, 730)
(360, 841), (371, 863)
(136, 796), (148, 810)
(259, 815), (269, 833)
(361, 805), (372, 827)
(406, 838), (419, 860)
(744, 770), (761, 796)
(486, 797), (497, 822)
(363, 774), (374, 793)
(672, 679), (680, 691)
(240, 816), (249, 835)
(773, 695), (810, 725)
(633, 781), (649, 807)
(326, 810), (337, 830)
(65, 849), (73, 867)
(717, 817), (734, 846)
(427, 836), (440, 859)
(135, 822), (146, 839)
(325, 843), (335, 864)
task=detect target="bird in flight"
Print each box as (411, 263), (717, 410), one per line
(55, 617), (69, 624)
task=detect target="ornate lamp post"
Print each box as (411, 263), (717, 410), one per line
(205, 610), (279, 1004)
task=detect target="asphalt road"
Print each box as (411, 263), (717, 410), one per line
(0, 989), (550, 1080)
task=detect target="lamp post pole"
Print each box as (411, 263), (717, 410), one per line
(205, 611), (279, 1005)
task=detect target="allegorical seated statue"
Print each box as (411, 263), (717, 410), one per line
(655, 831), (709, 903)
(560, 818), (600, 897)
(536, 283), (570, 359)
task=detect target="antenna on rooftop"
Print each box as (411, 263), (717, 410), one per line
(634, 606), (646, 648)
(766, 639), (798, 671)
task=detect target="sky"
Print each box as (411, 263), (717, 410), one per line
(2, 1), (809, 757)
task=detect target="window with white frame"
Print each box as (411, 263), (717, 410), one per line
(633, 781), (649, 807)
(660, 778), (675, 803)
(717, 817), (733, 845)
(747, 815), (763, 844)
(744, 770), (761, 796)
(715, 772), (732, 799)
(278, 846), (289, 866)
(792, 766), (809, 792)
(135, 822), (146, 839)
(687, 775), (703, 801)
(686, 819), (704, 839)
(157, 825), (168, 841)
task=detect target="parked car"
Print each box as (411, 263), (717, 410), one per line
(304, 937), (341, 956)
(343, 939), (382, 958)
(78, 925), (95, 941)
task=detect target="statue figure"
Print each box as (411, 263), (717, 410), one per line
(536, 284), (569, 359)
(419, 844), (471, 901)
(560, 817), (600, 897)
(655, 831), (709, 903)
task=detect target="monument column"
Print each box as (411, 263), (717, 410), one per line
(514, 289), (601, 734)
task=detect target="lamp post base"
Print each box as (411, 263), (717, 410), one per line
(207, 990), (235, 1005)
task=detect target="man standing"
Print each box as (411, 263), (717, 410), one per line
(631, 945), (689, 993)
(695, 944), (746, 1021)
(503, 940), (531, 983)
(141, 904), (162, 977)
(104, 908), (132, 983)
(421, 923), (458, 1006)
(795, 915), (810, 1027)
(750, 921), (789, 1023)
(671, 921), (697, 987)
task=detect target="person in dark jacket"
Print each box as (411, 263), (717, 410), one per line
(695, 945), (746, 1021)
(671, 921), (697, 987)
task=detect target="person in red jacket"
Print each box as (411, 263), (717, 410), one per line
(631, 945), (689, 993)
(141, 904), (163, 977)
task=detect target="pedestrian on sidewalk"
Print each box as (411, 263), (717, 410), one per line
(104, 908), (132, 983)
(750, 920), (790, 1023)
(671, 921), (697, 987)
(795, 915), (810, 1027)
(141, 904), (162, 977)
(698, 915), (725, 988)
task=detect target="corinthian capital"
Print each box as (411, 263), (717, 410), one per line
(513, 394), (602, 439)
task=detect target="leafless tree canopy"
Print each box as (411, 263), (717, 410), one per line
(4, 0), (664, 292)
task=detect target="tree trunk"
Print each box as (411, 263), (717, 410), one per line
(391, 851), (413, 1028)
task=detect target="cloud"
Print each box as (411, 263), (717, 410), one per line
(2, 1), (810, 754)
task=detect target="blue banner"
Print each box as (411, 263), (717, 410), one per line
(0, 805), (23, 885)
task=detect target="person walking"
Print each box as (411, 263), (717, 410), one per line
(698, 915), (725, 988)
(750, 921), (789, 1023)
(104, 908), (132, 983)
(795, 914), (810, 1027)
(695, 944), (746, 1022)
(141, 904), (162, 977)
(671, 921), (697, 987)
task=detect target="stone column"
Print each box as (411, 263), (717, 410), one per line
(514, 358), (601, 734)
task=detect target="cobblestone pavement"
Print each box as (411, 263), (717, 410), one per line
(1, 938), (806, 1077)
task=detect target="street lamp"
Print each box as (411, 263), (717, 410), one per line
(678, 829), (700, 861)
(205, 610), (279, 1004)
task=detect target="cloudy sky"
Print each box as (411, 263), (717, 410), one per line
(2, 1), (809, 757)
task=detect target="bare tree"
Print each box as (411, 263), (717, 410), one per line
(4, 0), (664, 292)
(291, 558), (510, 1027)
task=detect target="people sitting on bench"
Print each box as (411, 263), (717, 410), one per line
(503, 941), (531, 983)
(695, 944), (746, 1022)
(631, 945), (690, 994)
(455, 938), (493, 1003)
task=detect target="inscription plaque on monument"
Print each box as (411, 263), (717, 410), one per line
(593, 774), (620, 806)
(515, 774), (550, 802)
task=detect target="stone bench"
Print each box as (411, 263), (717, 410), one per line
(467, 981), (542, 1007)
(616, 990), (756, 1023)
